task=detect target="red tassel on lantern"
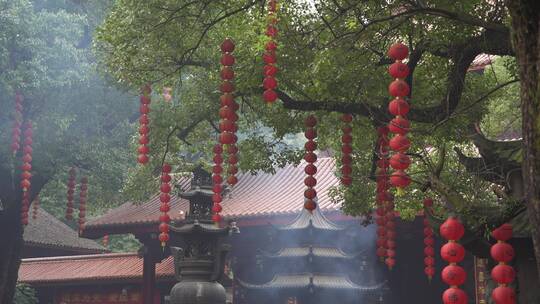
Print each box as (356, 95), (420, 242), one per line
(66, 167), (76, 220)
(386, 43), (411, 195)
(263, 0), (279, 104)
(137, 85), (151, 164)
(303, 115), (318, 212)
(159, 163), (172, 247)
(78, 176), (88, 231)
(490, 223), (516, 304)
(423, 198), (435, 280)
(440, 217), (468, 304)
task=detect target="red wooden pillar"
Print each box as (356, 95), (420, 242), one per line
(142, 251), (156, 304)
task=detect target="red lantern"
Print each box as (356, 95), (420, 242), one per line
(442, 287), (468, 304)
(441, 265), (466, 286)
(492, 223), (513, 242)
(221, 38), (235, 53)
(440, 217), (465, 241)
(388, 43), (409, 61)
(303, 114), (318, 212)
(388, 116), (410, 135)
(263, 89), (278, 103)
(66, 167), (76, 220)
(390, 170), (411, 189)
(388, 80), (410, 97)
(491, 264), (515, 284)
(388, 62), (410, 79)
(490, 242), (515, 263)
(492, 286), (516, 304)
(389, 153), (411, 170)
(389, 134), (410, 152)
(221, 53), (235, 66)
(388, 98), (410, 116)
(489, 223), (516, 303)
(441, 242), (466, 263)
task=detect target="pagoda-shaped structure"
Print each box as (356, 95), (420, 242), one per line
(238, 206), (387, 304)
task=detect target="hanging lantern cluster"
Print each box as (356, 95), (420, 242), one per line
(387, 43), (411, 195)
(138, 85), (152, 164)
(375, 127), (389, 263)
(303, 115), (318, 212)
(384, 204), (397, 270)
(159, 164), (172, 247)
(78, 176), (88, 231)
(341, 114), (353, 186)
(212, 144), (224, 223)
(20, 121), (33, 226)
(262, 0), (279, 104)
(440, 217), (468, 304)
(219, 38), (239, 187)
(490, 223), (516, 304)
(66, 167), (76, 220)
(11, 92), (23, 154)
(32, 196), (40, 220)
(423, 198), (436, 280)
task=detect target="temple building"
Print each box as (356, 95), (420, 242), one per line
(18, 158), (475, 303)
(236, 207), (387, 304)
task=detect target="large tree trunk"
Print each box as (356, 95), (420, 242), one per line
(0, 200), (24, 303)
(506, 0), (540, 281)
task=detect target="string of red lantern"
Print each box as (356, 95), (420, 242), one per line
(138, 85), (152, 164)
(303, 115), (318, 212)
(159, 164), (172, 247)
(20, 121), (33, 226)
(387, 43), (412, 195)
(341, 114), (353, 186)
(11, 92), (23, 154)
(262, 0), (279, 104)
(219, 38), (239, 187)
(440, 217), (468, 304)
(490, 223), (516, 304)
(375, 127), (390, 263)
(78, 176), (88, 231)
(423, 198), (436, 280)
(32, 196), (40, 220)
(385, 200), (397, 270)
(66, 167), (76, 220)
(212, 144), (224, 223)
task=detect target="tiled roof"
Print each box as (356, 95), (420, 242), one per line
(278, 207), (343, 231)
(264, 247), (361, 259)
(238, 274), (386, 292)
(469, 54), (495, 71)
(24, 207), (106, 254)
(83, 158), (341, 236)
(18, 253), (174, 285)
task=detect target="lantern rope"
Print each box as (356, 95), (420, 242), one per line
(78, 176), (88, 232)
(137, 85), (152, 164)
(159, 164), (172, 247)
(11, 92), (23, 155)
(20, 121), (33, 226)
(340, 114), (353, 186)
(490, 223), (516, 304)
(440, 217), (468, 304)
(262, 0), (279, 104)
(303, 114), (318, 212)
(387, 43), (412, 196)
(423, 198), (436, 281)
(66, 167), (76, 220)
